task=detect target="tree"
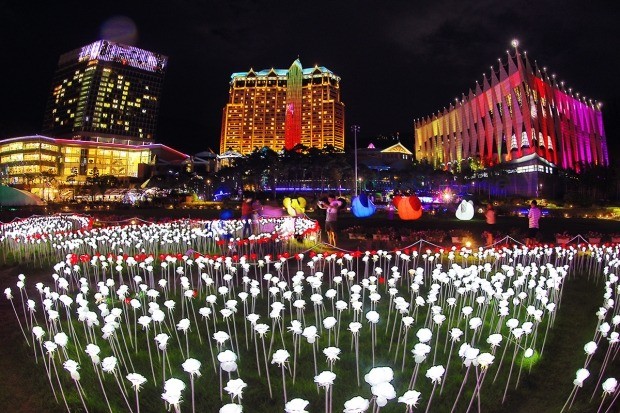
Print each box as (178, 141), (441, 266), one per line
(85, 174), (120, 201)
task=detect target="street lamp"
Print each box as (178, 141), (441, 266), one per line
(351, 125), (360, 196)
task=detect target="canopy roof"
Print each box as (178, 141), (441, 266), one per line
(0, 186), (45, 206)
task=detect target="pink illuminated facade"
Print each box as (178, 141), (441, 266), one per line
(414, 45), (608, 172)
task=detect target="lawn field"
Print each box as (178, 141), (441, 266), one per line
(0, 209), (618, 412)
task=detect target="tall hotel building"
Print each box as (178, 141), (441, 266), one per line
(42, 40), (167, 142)
(414, 43), (608, 176)
(220, 59), (345, 155)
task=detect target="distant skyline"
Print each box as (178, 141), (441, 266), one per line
(1, 0), (618, 159)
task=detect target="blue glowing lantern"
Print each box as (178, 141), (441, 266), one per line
(351, 193), (376, 218)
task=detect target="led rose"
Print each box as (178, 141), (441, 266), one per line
(349, 322), (362, 334)
(323, 316), (337, 330)
(302, 326), (318, 343)
(416, 328), (432, 343)
(426, 365), (445, 384)
(218, 350), (238, 373)
(343, 396), (370, 413)
(469, 317), (483, 330)
(365, 310), (379, 324)
(154, 333), (170, 350)
(314, 370), (336, 387)
(372, 381), (396, 407)
(219, 403), (242, 413)
(162, 377), (185, 407)
(487, 334), (503, 348)
(213, 330), (231, 344)
(101, 356), (117, 373)
(177, 318), (191, 332)
(450, 328), (463, 342)
(127, 373), (147, 390)
(412, 343), (432, 364)
(254, 324), (269, 338)
(224, 378), (247, 400)
(199, 307), (212, 319)
(284, 398), (310, 413)
(584, 341), (597, 355)
(506, 318), (519, 329)
(602, 377), (617, 394)
(323, 346), (341, 369)
(85, 343), (101, 364)
(398, 390), (421, 409)
(271, 349), (290, 366)
(182, 358), (202, 377)
(364, 366), (394, 386)
(63, 359), (80, 381)
(574, 368), (590, 387)
(138, 315), (152, 329)
(288, 319), (302, 335)
(476, 353), (495, 369)
(32, 326), (45, 341)
(432, 313), (446, 325)
(54, 332), (69, 348)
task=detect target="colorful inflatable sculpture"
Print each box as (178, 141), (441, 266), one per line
(455, 200), (475, 220)
(396, 195), (422, 220)
(351, 193), (376, 218)
(283, 197), (306, 216)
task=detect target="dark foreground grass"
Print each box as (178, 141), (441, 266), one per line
(1, 261), (617, 413)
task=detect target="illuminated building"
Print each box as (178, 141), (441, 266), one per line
(414, 42), (608, 175)
(0, 135), (187, 201)
(42, 40), (167, 143)
(220, 59), (345, 155)
(358, 142), (413, 171)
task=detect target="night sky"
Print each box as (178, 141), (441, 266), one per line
(1, 0), (618, 159)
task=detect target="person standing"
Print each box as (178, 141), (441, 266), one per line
(526, 200), (542, 247)
(251, 197), (262, 234)
(318, 193), (342, 246)
(241, 192), (254, 238)
(484, 203), (496, 244)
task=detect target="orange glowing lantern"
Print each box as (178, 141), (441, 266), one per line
(397, 196), (422, 220)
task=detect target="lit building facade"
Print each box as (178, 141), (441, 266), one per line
(42, 40), (167, 143)
(0, 135), (187, 200)
(358, 142), (413, 171)
(220, 59), (345, 155)
(414, 44), (608, 173)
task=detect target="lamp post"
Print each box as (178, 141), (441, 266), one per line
(351, 125), (360, 196)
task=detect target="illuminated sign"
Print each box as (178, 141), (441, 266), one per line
(76, 40), (167, 73)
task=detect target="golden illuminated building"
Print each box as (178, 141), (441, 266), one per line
(0, 135), (187, 201)
(220, 59), (345, 155)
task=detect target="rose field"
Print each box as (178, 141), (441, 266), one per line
(1, 213), (619, 413)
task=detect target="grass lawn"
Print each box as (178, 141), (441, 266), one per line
(0, 210), (618, 412)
